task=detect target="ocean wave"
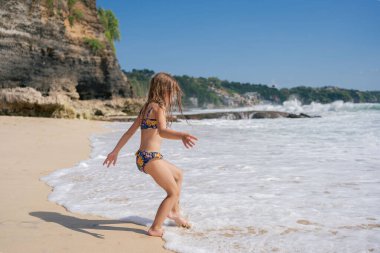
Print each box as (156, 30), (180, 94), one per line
(40, 110), (380, 253)
(183, 100), (380, 117)
(259, 99), (380, 115)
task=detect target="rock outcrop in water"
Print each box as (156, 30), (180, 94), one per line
(103, 110), (319, 122)
(176, 110), (318, 120)
(0, 0), (130, 100)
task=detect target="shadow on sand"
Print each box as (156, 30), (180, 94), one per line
(30, 211), (151, 239)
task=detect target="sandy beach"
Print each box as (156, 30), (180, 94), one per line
(0, 116), (172, 253)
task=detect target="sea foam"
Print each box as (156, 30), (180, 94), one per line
(41, 101), (380, 253)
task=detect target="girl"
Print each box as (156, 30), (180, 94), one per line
(103, 72), (198, 237)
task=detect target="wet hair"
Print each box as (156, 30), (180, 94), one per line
(139, 72), (184, 125)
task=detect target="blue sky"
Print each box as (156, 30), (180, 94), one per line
(97, 0), (380, 91)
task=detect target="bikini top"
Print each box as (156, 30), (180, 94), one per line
(140, 107), (158, 129)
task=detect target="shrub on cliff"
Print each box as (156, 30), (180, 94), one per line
(68, 8), (83, 27)
(46, 0), (55, 16)
(97, 8), (120, 52)
(67, 0), (77, 9)
(83, 37), (105, 55)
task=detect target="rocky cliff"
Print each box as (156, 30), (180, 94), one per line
(0, 0), (130, 100)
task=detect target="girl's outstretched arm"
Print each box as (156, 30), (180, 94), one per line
(103, 114), (142, 168)
(111, 114), (142, 153)
(155, 105), (198, 149)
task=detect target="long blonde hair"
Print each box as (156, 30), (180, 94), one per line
(139, 72), (183, 125)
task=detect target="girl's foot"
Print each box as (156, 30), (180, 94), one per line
(147, 227), (164, 237)
(167, 211), (192, 229)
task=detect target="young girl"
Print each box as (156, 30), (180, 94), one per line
(102, 72), (198, 237)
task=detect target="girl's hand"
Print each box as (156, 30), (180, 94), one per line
(103, 151), (118, 168)
(182, 133), (198, 149)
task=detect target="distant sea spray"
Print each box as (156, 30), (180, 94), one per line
(184, 99), (380, 116)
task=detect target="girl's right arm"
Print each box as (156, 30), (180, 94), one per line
(103, 114), (142, 168)
(111, 113), (142, 153)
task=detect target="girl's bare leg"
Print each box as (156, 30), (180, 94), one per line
(144, 159), (180, 236)
(161, 160), (191, 228)
(161, 160), (183, 214)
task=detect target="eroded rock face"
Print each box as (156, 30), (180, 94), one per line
(0, 0), (130, 99)
(0, 86), (143, 119)
(0, 87), (76, 118)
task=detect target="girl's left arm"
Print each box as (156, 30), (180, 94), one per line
(111, 114), (142, 154)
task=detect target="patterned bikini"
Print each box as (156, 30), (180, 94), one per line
(135, 107), (164, 173)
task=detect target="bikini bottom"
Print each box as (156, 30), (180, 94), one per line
(135, 150), (164, 174)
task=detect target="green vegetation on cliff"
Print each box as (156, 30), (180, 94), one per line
(44, 0), (84, 26)
(68, 8), (83, 27)
(124, 69), (380, 107)
(46, 0), (55, 16)
(83, 37), (105, 55)
(97, 8), (120, 52)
